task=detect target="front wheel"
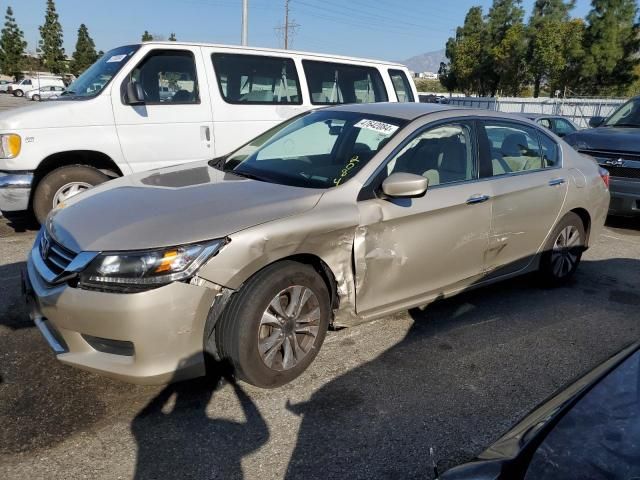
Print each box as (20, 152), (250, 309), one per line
(32, 94), (41, 101)
(213, 261), (331, 388)
(13, 89), (23, 97)
(33, 165), (110, 224)
(539, 212), (586, 285)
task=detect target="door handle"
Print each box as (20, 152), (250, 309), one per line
(201, 126), (211, 142)
(466, 194), (490, 205)
(548, 178), (565, 186)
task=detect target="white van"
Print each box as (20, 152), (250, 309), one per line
(0, 42), (417, 222)
(8, 76), (65, 97)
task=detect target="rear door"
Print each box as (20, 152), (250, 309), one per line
(112, 46), (214, 172)
(479, 120), (568, 277)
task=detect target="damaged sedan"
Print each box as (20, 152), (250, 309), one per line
(24, 103), (610, 387)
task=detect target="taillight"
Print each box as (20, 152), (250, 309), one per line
(598, 167), (610, 188)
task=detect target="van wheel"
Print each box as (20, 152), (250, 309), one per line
(213, 261), (331, 388)
(33, 165), (110, 224)
(539, 212), (586, 286)
(13, 89), (23, 97)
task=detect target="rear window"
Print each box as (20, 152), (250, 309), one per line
(212, 53), (301, 105)
(389, 69), (415, 102)
(302, 60), (388, 105)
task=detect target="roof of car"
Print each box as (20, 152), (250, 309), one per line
(523, 113), (558, 120)
(324, 102), (458, 120)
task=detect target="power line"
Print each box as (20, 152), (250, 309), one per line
(274, 0), (300, 49)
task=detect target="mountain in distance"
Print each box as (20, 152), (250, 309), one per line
(401, 49), (446, 73)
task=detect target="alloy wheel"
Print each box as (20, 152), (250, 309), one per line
(52, 182), (92, 207)
(551, 225), (581, 278)
(258, 285), (321, 371)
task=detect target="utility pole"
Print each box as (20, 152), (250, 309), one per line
(241, 0), (248, 46)
(275, 0), (299, 49)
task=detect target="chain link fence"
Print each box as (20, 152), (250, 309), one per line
(445, 96), (627, 128)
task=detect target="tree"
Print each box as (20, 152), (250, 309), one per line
(168, 33), (177, 41)
(581, 0), (640, 95)
(70, 24), (98, 76)
(141, 30), (153, 41)
(39, 0), (65, 74)
(551, 18), (586, 95)
(486, 0), (526, 96)
(0, 6), (26, 80)
(527, 0), (576, 97)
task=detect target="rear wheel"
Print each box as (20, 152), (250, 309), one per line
(33, 165), (110, 224)
(539, 212), (586, 285)
(213, 261), (331, 388)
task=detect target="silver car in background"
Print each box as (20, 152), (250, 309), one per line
(25, 103), (610, 387)
(26, 85), (66, 101)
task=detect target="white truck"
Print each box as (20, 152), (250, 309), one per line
(0, 41), (418, 223)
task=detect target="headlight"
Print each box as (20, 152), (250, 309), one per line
(0, 134), (21, 159)
(78, 239), (226, 289)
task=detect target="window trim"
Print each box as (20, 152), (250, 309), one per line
(120, 48), (201, 106)
(477, 119), (563, 180)
(358, 117), (480, 200)
(302, 59), (388, 106)
(211, 53), (302, 106)
(388, 68), (415, 103)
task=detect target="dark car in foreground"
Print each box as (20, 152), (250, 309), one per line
(441, 342), (640, 480)
(564, 96), (640, 217)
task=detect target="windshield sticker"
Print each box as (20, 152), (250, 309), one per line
(107, 54), (127, 63)
(354, 119), (399, 135)
(333, 155), (360, 187)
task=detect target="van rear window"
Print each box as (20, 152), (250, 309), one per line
(212, 53), (302, 105)
(302, 60), (388, 105)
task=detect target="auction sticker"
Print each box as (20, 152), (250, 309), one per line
(354, 119), (399, 135)
(107, 54), (127, 63)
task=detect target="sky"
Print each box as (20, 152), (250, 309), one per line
(9, 0), (594, 61)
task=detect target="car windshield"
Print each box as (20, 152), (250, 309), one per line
(604, 97), (640, 128)
(218, 110), (406, 189)
(62, 45), (140, 98)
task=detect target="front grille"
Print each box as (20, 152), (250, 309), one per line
(601, 165), (640, 179)
(39, 230), (76, 275)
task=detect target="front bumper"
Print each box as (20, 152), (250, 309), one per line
(0, 172), (33, 213)
(25, 250), (220, 385)
(609, 177), (640, 216)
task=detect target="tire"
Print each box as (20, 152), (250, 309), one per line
(13, 89), (23, 97)
(33, 165), (110, 224)
(214, 261), (331, 388)
(539, 212), (586, 285)
(32, 94), (40, 102)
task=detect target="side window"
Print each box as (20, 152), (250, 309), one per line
(24, 79), (32, 85)
(388, 69), (415, 102)
(386, 123), (475, 187)
(129, 50), (199, 104)
(483, 122), (543, 176)
(537, 132), (560, 168)
(537, 118), (552, 130)
(212, 54), (301, 105)
(553, 118), (576, 137)
(302, 60), (388, 105)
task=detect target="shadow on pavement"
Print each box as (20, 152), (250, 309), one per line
(284, 258), (640, 479)
(131, 353), (269, 480)
(606, 215), (640, 233)
(0, 261), (30, 330)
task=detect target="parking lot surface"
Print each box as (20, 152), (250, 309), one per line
(0, 94), (639, 479)
(0, 214), (638, 479)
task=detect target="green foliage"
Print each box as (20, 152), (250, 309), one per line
(39, 0), (65, 74)
(0, 6), (26, 80)
(414, 78), (448, 93)
(169, 33), (177, 42)
(581, 0), (640, 95)
(141, 31), (153, 42)
(70, 24), (98, 76)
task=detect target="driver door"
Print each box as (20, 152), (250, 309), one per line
(112, 47), (214, 173)
(354, 120), (492, 315)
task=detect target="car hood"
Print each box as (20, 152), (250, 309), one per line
(0, 95), (113, 131)
(565, 126), (640, 153)
(47, 162), (324, 252)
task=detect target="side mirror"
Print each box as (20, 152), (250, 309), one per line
(589, 116), (605, 128)
(126, 80), (145, 105)
(381, 172), (428, 198)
